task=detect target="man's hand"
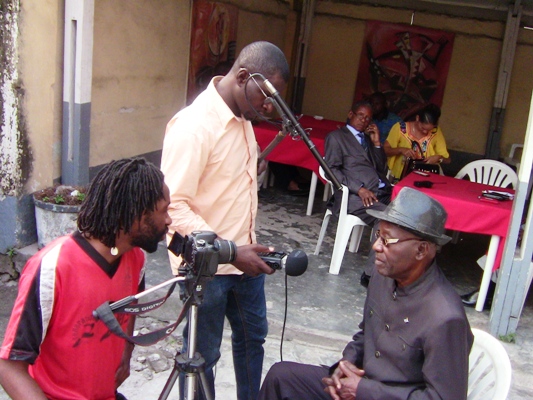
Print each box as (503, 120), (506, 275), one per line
(365, 123), (381, 146)
(358, 187), (378, 207)
(232, 244), (276, 276)
(258, 158), (268, 176)
(322, 361), (364, 400)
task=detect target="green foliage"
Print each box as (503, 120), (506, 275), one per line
(40, 195), (65, 204)
(54, 194), (65, 204)
(6, 247), (17, 258)
(499, 332), (516, 343)
(34, 186), (86, 206)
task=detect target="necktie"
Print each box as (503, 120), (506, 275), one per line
(357, 132), (368, 152)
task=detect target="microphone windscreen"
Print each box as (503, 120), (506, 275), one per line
(284, 249), (308, 276)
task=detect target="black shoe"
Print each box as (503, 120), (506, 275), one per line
(461, 290), (479, 307)
(360, 271), (371, 288)
(258, 190), (274, 201)
(285, 188), (309, 197)
(461, 289), (494, 310)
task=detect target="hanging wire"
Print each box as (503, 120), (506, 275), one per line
(280, 271), (289, 361)
(243, 72), (284, 130)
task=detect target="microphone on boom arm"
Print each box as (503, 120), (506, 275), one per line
(258, 249), (308, 277)
(260, 76), (342, 191)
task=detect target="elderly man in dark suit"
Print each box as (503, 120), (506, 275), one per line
(324, 100), (392, 226)
(257, 187), (474, 400)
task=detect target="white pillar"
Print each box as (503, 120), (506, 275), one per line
(490, 88), (533, 336)
(62, 0), (94, 185)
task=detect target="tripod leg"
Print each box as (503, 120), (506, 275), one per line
(185, 373), (197, 400)
(158, 365), (180, 400)
(197, 369), (213, 400)
(158, 302), (214, 400)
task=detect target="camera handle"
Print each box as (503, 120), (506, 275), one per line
(158, 274), (213, 400)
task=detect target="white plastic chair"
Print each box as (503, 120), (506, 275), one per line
(455, 159), (518, 189)
(306, 171), (333, 216)
(503, 143), (523, 170)
(452, 160), (518, 246)
(314, 166), (368, 275)
(467, 328), (512, 400)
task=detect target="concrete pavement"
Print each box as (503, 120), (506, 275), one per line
(1, 186), (532, 399)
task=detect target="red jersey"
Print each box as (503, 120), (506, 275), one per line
(0, 232), (145, 400)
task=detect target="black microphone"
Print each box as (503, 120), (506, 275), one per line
(262, 78), (342, 190)
(258, 250), (308, 276)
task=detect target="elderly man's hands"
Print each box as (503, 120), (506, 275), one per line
(322, 361), (364, 400)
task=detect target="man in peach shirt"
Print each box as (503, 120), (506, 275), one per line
(161, 41), (289, 400)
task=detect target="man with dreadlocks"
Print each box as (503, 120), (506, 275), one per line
(161, 41), (289, 400)
(0, 157), (171, 400)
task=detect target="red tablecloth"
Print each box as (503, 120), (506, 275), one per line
(253, 115), (343, 177)
(393, 172), (514, 271)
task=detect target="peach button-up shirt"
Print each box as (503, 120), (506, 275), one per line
(161, 77), (258, 275)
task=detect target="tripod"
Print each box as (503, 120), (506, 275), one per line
(158, 274), (213, 400)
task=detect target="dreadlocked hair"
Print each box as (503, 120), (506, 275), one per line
(77, 157), (165, 248)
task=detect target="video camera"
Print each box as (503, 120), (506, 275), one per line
(168, 231), (237, 278)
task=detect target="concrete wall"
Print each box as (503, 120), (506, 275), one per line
(2, 0), (533, 252)
(19, 0), (65, 193)
(0, 0), (63, 252)
(88, 0), (288, 167)
(90, 0), (191, 166)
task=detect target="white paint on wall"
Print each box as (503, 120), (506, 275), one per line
(0, 0), (22, 197)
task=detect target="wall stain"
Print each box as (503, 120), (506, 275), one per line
(0, 0), (32, 197)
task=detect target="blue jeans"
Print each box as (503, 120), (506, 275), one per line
(179, 274), (267, 400)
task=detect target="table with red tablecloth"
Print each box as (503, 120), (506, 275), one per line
(393, 171), (514, 311)
(253, 115), (344, 215)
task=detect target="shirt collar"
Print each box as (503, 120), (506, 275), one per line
(394, 259), (439, 297)
(346, 124), (365, 145)
(208, 76), (241, 127)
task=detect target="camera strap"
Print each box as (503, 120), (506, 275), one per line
(94, 282), (190, 346)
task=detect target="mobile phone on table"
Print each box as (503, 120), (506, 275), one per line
(413, 170), (430, 177)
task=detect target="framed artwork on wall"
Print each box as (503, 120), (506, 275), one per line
(187, 0), (238, 104)
(353, 20), (455, 120)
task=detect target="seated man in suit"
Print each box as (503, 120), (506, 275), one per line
(325, 101), (392, 287)
(258, 187), (474, 400)
(324, 100), (392, 230)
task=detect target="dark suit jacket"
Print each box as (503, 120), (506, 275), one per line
(325, 126), (391, 217)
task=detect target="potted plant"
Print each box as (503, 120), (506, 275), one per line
(33, 185), (86, 248)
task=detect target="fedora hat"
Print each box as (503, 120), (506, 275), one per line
(366, 187), (451, 246)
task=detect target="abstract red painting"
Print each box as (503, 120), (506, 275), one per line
(353, 20), (455, 120)
(187, 1), (238, 104)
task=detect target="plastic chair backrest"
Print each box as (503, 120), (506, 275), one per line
(467, 328), (512, 400)
(319, 165), (329, 184)
(455, 159), (517, 189)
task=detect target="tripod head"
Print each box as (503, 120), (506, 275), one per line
(92, 231), (236, 347)
(168, 231), (237, 304)
(169, 231), (236, 279)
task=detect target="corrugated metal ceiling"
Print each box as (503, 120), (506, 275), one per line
(328, 0), (533, 27)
